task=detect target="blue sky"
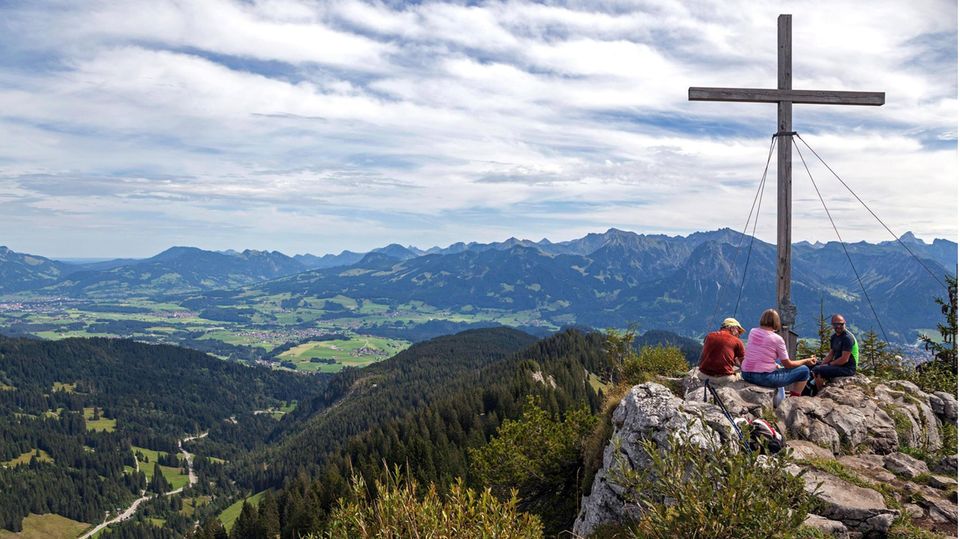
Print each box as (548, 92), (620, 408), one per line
(0, 0), (956, 258)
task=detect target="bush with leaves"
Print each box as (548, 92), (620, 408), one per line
(609, 431), (813, 539)
(469, 396), (595, 535)
(317, 466), (542, 539)
(606, 327), (689, 384)
(622, 345), (690, 384)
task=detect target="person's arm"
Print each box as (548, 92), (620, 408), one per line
(829, 351), (852, 366)
(734, 340), (745, 367)
(781, 356), (815, 368)
(776, 336), (815, 368)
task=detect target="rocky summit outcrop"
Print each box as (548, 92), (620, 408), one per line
(572, 383), (737, 536)
(575, 374), (958, 538)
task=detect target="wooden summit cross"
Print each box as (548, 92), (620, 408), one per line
(689, 14), (884, 353)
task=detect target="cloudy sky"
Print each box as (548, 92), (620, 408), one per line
(0, 0), (956, 258)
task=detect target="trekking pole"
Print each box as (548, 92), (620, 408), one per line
(704, 380), (752, 453)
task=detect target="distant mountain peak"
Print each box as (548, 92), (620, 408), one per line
(372, 244), (420, 260)
(152, 246), (206, 260)
(899, 231), (924, 244)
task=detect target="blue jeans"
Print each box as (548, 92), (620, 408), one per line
(742, 366), (810, 388)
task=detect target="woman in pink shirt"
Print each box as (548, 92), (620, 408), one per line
(741, 309), (817, 398)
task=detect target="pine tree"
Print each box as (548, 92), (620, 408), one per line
(815, 298), (831, 358)
(258, 490), (281, 539)
(919, 275), (958, 374)
(150, 462), (171, 494)
(231, 500), (263, 539)
(859, 330), (901, 378)
(914, 275), (958, 394)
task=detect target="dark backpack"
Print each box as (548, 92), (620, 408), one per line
(746, 418), (783, 454)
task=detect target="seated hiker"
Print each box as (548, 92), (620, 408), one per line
(741, 309), (817, 402)
(813, 314), (858, 390)
(697, 317), (746, 384)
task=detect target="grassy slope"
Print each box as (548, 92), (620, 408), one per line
(0, 513), (90, 539)
(219, 491), (266, 532)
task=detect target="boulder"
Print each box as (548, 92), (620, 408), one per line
(927, 474), (958, 490)
(882, 452), (930, 479)
(788, 440), (834, 461)
(788, 465), (898, 536)
(904, 503), (924, 519)
(874, 381), (943, 452)
(684, 372), (953, 456)
(933, 454), (958, 475)
(803, 513), (849, 537)
(828, 374), (872, 389)
(681, 369), (777, 418)
(573, 382), (735, 537)
(837, 455), (897, 484)
(776, 389), (899, 455)
(929, 391), (958, 423)
(921, 493), (958, 524)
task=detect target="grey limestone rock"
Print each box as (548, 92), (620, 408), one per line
(921, 493), (958, 524)
(837, 454), (897, 484)
(788, 465), (898, 536)
(933, 454), (958, 475)
(572, 382), (735, 537)
(776, 388), (899, 455)
(929, 391), (958, 423)
(904, 503), (924, 519)
(803, 513), (849, 537)
(787, 440), (834, 461)
(882, 451), (930, 479)
(927, 473), (958, 490)
(875, 381), (943, 452)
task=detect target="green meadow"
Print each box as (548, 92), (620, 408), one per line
(3, 449), (54, 467)
(219, 490), (266, 532)
(0, 513), (89, 539)
(277, 336), (409, 372)
(83, 407), (116, 432)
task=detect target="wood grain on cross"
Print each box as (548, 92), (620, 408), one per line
(689, 14), (884, 354)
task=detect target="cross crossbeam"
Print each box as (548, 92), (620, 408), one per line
(689, 87), (884, 106)
(689, 14), (884, 355)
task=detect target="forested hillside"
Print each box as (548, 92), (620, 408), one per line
(0, 336), (325, 533)
(205, 328), (614, 538)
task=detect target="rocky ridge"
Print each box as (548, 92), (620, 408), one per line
(574, 371), (958, 538)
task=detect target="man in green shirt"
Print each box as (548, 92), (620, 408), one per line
(812, 314), (859, 391)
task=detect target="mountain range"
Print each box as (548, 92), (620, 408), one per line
(0, 228), (955, 341)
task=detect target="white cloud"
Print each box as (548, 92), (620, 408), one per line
(0, 0), (954, 257)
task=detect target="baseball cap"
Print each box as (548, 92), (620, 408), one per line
(722, 317), (745, 332)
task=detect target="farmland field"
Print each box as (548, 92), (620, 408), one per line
(276, 336), (409, 372)
(0, 294), (553, 374)
(0, 513), (90, 539)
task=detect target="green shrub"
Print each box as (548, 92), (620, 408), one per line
(469, 397), (595, 536)
(622, 346), (689, 383)
(792, 526), (831, 539)
(941, 422), (957, 457)
(318, 466), (542, 539)
(609, 432), (813, 539)
(909, 361), (958, 395)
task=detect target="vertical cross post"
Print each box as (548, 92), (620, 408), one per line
(777, 14), (797, 355)
(688, 15), (883, 357)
